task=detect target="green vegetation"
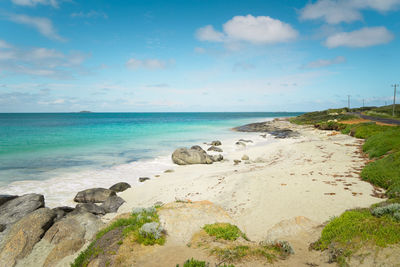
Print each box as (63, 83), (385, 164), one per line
(311, 201), (400, 266)
(71, 207), (165, 267)
(203, 223), (248, 241)
(363, 127), (400, 158)
(363, 104), (400, 119)
(340, 122), (390, 139)
(289, 108), (355, 125)
(176, 258), (235, 267)
(211, 245), (277, 263)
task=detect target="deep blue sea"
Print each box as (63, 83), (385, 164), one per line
(0, 112), (302, 205)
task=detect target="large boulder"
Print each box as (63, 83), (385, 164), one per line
(42, 211), (104, 266)
(172, 147), (213, 165)
(109, 182), (131, 192)
(0, 208), (55, 267)
(0, 193), (44, 226)
(0, 195), (18, 207)
(75, 203), (106, 215)
(73, 188), (116, 203)
(101, 196), (125, 213)
(207, 146), (223, 152)
(52, 206), (74, 222)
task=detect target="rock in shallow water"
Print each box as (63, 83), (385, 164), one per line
(109, 182), (131, 192)
(73, 188), (116, 203)
(211, 140), (222, 146)
(207, 146), (223, 152)
(172, 147), (213, 165)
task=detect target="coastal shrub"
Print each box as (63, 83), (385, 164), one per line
(361, 151), (400, 190)
(312, 209), (400, 265)
(290, 109), (355, 125)
(176, 258), (235, 267)
(387, 183), (400, 199)
(262, 240), (294, 257)
(203, 223), (248, 241)
(71, 206), (165, 266)
(363, 127), (400, 158)
(341, 122), (390, 139)
(371, 203), (400, 221)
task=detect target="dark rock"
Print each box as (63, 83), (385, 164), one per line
(75, 203), (106, 215)
(52, 206), (74, 221)
(109, 182), (131, 192)
(0, 225), (5, 232)
(73, 188), (116, 203)
(207, 146), (223, 152)
(0, 195), (18, 207)
(239, 139), (253, 143)
(101, 196), (125, 213)
(139, 177), (150, 182)
(0, 208), (55, 266)
(0, 193), (44, 226)
(236, 141), (246, 146)
(234, 160), (241, 165)
(211, 140), (222, 146)
(164, 169), (174, 173)
(172, 147), (213, 165)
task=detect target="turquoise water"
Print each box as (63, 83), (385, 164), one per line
(0, 112), (302, 187)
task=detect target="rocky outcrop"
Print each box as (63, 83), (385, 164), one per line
(172, 147), (213, 165)
(76, 203), (106, 215)
(109, 182), (131, 192)
(234, 121), (300, 138)
(101, 196), (125, 213)
(0, 195), (18, 206)
(211, 140), (222, 146)
(207, 146), (223, 152)
(73, 188), (116, 203)
(0, 194), (44, 227)
(0, 208), (55, 267)
(43, 239), (84, 267)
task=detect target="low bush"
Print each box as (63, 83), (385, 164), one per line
(361, 151), (400, 190)
(290, 109), (355, 125)
(203, 223), (248, 241)
(371, 203), (400, 221)
(363, 127), (400, 158)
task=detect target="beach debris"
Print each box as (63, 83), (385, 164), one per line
(234, 159), (241, 165)
(241, 154), (249, 160)
(139, 177), (150, 182)
(101, 196), (125, 213)
(211, 140), (222, 146)
(207, 146), (223, 152)
(324, 193), (336, 195)
(164, 169), (174, 173)
(109, 182), (131, 192)
(172, 147), (213, 165)
(73, 188), (116, 203)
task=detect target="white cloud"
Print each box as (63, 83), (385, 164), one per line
(11, 0), (59, 8)
(71, 11), (108, 19)
(126, 58), (174, 70)
(0, 41), (88, 78)
(194, 47), (206, 54)
(223, 15), (298, 44)
(196, 25), (224, 42)
(300, 0), (400, 24)
(196, 15), (298, 46)
(0, 40), (12, 49)
(304, 56), (346, 68)
(9, 14), (64, 41)
(325, 27), (394, 48)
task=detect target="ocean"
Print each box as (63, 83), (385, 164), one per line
(0, 112), (302, 206)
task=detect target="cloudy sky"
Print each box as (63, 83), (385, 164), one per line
(0, 0), (399, 112)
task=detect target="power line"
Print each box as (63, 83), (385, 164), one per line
(392, 84), (398, 117)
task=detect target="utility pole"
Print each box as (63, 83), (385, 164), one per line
(392, 84), (398, 116)
(347, 95), (351, 109)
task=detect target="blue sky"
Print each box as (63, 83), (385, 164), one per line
(0, 0), (399, 112)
